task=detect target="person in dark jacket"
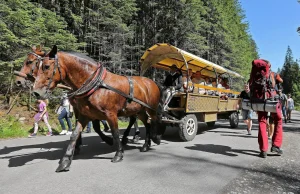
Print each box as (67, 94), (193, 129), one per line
(239, 83), (253, 135)
(163, 64), (183, 111)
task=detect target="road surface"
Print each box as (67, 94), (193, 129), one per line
(0, 112), (299, 194)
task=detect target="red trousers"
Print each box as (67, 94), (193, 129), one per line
(257, 102), (283, 152)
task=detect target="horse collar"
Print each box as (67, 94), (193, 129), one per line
(68, 63), (107, 98)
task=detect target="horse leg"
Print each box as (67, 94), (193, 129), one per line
(138, 114), (151, 152)
(92, 120), (113, 146)
(107, 115), (123, 163)
(56, 120), (86, 172)
(121, 116), (137, 145)
(74, 132), (82, 155)
(73, 109), (82, 156)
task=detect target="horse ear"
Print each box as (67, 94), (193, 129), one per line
(31, 45), (36, 51)
(48, 45), (58, 58)
(36, 44), (42, 52)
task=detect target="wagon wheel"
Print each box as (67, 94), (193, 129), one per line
(206, 121), (215, 128)
(179, 114), (198, 141)
(229, 112), (239, 128)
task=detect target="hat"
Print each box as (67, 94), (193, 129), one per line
(170, 64), (177, 69)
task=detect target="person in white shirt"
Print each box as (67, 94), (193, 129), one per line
(57, 93), (74, 135)
(287, 94), (294, 122)
(183, 69), (194, 93)
(192, 71), (206, 94)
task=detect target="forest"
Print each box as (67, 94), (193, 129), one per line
(0, 0), (299, 115)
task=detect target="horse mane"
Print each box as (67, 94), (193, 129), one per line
(61, 51), (98, 66)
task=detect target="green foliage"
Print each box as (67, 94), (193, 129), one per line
(0, 115), (30, 138)
(0, 0), (83, 90)
(280, 47), (300, 110)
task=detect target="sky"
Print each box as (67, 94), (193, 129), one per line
(240, 0), (300, 72)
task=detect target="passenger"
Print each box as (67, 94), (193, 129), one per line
(192, 71), (206, 94)
(205, 77), (214, 95)
(162, 64), (183, 111)
(183, 69), (194, 93)
(222, 78), (230, 89)
(191, 72), (196, 80)
(217, 77), (228, 99)
(215, 77), (224, 96)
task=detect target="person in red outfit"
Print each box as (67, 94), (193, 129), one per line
(249, 59), (283, 158)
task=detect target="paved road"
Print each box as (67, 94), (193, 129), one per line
(0, 112), (299, 194)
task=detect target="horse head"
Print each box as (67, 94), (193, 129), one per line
(32, 45), (62, 99)
(15, 45), (45, 88)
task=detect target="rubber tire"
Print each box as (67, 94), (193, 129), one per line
(229, 112), (239, 128)
(206, 121), (215, 128)
(179, 114), (198, 141)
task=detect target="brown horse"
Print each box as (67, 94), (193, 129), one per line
(15, 46), (139, 148)
(32, 46), (162, 172)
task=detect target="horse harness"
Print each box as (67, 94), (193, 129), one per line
(26, 52), (44, 80)
(43, 55), (156, 112)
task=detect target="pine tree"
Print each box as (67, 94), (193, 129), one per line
(281, 46), (294, 94)
(0, 0), (81, 92)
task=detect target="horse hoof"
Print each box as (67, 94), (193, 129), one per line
(141, 145), (149, 152)
(122, 138), (128, 145)
(152, 137), (161, 145)
(56, 158), (71, 172)
(111, 155), (123, 163)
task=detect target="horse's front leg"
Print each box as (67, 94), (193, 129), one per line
(121, 116), (137, 145)
(93, 120), (113, 146)
(107, 115), (123, 163)
(74, 132), (82, 155)
(141, 122), (151, 152)
(56, 120), (86, 172)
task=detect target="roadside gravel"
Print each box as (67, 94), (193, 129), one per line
(223, 111), (300, 194)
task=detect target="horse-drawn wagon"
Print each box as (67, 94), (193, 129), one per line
(140, 43), (243, 141)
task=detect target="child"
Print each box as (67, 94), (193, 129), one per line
(28, 98), (52, 137)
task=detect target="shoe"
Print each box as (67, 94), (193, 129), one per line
(46, 132), (53, 136)
(28, 133), (37, 138)
(285, 119), (287, 123)
(259, 151), (267, 158)
(271, 146), (283, 155)
(247, 130), (252, 135)
(66, 131), (73, 135)
(84, 130), (91, 133)
(59, 130), (67, 135)
(133, 135), (140, 143)
(104, 126), (109, 132)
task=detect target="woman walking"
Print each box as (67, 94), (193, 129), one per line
(287, 94), (294, 122)
(28, 98), (52, 137)
(58, 93), (73, 135)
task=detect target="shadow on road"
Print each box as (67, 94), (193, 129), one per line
(185, 144), (260, 157)
(0, 136), (140, 168)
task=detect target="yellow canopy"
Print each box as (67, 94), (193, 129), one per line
(140, 43), (243, 78)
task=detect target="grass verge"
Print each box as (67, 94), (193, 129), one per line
(0, 115), (30, 139)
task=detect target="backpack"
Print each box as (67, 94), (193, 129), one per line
(245, 59), (285, 112)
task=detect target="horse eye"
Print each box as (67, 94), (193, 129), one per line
(27, 60), (33, 65)
(44, 65), (50, 70)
